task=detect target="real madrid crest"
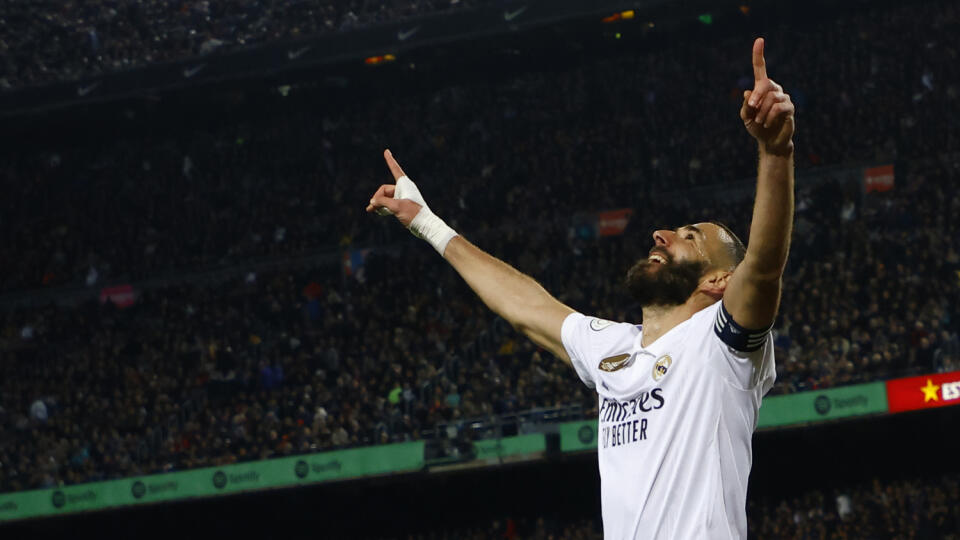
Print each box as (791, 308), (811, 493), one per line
(652, 354), (673, 381)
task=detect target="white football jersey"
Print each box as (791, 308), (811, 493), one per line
(561, 300), (775, 539)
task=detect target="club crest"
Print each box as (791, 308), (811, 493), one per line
(652, 354), (673, 381)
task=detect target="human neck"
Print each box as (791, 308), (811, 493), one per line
(640, 297), (712, 347)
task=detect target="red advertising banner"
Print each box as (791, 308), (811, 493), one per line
(885, 371), (960, 413)
(596, 209), (633, 237)
(99, 284), (136, 309)
(863, 164), (895, 193)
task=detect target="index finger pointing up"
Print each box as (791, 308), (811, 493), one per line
(383, 149), (407, 181)
(752, 37), (766, 81)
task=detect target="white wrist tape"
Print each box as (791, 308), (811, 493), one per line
(410, 208), (458, 255)
(392, 175), (458, 255)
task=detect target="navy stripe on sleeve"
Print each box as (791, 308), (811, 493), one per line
(714, 301), (772, 352)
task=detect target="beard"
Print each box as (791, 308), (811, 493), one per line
(625, 254), (707, 307)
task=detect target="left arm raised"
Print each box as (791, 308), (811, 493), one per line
(723, 37), (796, 330)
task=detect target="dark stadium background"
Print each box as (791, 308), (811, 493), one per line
(4, 406), (957, 538)
(2, 0), (959, 538)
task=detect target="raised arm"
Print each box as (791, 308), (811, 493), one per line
(366, 150), (574, 364)
(724, 38), (796, 330)
(444, 237), (574, 363)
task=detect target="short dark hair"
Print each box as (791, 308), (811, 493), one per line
(711, 221), (746, 269)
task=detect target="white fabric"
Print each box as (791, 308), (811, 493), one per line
(380, 175), (458, 255)
(561, 301), (775, 539)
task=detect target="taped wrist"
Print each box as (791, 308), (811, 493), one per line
(410, 208), (458, 255)
(715, 301), (771, 352)
(395, 175), (458, 255)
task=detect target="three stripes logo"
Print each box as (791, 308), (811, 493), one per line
(715, 305), (768, 352)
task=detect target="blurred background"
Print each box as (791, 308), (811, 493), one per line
(0, 0), (958, 538)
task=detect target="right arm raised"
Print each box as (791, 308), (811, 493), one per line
(443, 236), (574, 365)
(366, 150), (574, 365)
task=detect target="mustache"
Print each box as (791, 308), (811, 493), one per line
(647, 246), (671, 262)
(625, 256), (707, 307)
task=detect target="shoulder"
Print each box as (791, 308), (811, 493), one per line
(682, 301), (724, 341)
(561, 313), (641, 389)
(586, 315), (640, 335)
(688, 301), (776, 391)
(563, 313), (640, 344)
(686, 301), (770, 351)
(691, 300), (723, 326)
(561, 314), (640, 367)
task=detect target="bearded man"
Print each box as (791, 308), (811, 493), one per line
(367, 38), (794, 539)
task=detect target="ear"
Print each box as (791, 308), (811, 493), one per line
(699, 270), (732, 301)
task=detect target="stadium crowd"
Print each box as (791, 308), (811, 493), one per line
(0, 0), (488, 90)
(1, 0), (959, 497)
(2, 153), (957, 492)
(380, 473), (960, 539)
(2, 0), (958, 293)
(748, 474), (960, 540)
(390, 516), (603, 540)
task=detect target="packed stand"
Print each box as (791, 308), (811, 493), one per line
(372, 473), (960, 539)
(0, 0), (489, 90)
(0, 252), (602, 492)
(1, 156), (958, 492)
(747, 474), (960, 539)
(1, 0), (960, 492)
(388, 516), (602, 540)
(1, 0), (958, 293)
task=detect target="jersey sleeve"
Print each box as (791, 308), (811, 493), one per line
(699, 301), (777, 393)
(561, 312), (640, 390)
(561, 313), (598, 388)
